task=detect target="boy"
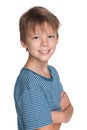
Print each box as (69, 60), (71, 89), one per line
(14, 6), (73, 130)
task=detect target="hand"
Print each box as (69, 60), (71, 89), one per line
(60, 91), (70, 111)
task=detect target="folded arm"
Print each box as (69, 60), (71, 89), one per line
(36, 123), (61, 130)
(51, 103), (73, 124)
(51, 91), (73, 124)
(36, 92), (73, 130)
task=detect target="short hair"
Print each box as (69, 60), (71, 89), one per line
(19, 6), (60, 42)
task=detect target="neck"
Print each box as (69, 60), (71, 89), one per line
(24, 57), (51, 78)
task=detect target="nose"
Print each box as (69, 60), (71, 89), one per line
(41, 37), (48, 47)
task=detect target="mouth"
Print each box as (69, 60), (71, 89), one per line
(38, 49), (50, 55)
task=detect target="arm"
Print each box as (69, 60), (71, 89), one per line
(62, 103), (73, 123)
(36, 124), (55, 130)
(51, 91), (74, 124)
(51, 103), (73, 124)
(36, 124), (61, 130)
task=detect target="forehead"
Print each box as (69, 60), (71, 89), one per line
(28, 22), (55, 35)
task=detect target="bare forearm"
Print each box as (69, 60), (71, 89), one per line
(36, 123), (61, 130)
(51, 111), (64, 124)
(51, 103), (73, 124)
(63, 103), (73, 123)
(52, 123), (61, 130)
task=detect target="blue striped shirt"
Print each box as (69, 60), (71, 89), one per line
(14, 65), (63, 130)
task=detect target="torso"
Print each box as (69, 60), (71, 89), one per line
(14, 65), (63, 130)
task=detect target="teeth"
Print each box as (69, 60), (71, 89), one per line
(39, 50), (49, 54)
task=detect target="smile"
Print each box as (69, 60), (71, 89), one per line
(38, 49), (50, 55)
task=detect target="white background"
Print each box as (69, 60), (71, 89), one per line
(0, 0), (87, 130)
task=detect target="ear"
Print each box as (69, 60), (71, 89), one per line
(20, 40), (28, 49)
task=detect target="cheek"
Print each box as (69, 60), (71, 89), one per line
(28, 44), (38, 52)
(52, 43), (57, 49)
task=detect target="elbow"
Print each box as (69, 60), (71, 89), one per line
(63, 104), (74, 123)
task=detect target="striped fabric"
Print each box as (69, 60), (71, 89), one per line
(14, 65), (63, 130)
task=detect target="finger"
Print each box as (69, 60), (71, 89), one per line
(65, 99), (70, 108)
(61, 91), (65, 97)
(61, 92), (70, 107)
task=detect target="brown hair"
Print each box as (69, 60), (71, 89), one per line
(19, 6), (60, 42)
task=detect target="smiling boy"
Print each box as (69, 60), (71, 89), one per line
(14, 6), (73, 130)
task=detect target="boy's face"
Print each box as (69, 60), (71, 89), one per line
(21, 22), (58, 62)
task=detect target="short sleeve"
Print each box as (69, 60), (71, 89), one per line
(21, 88), (52, 129)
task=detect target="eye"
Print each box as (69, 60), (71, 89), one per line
(48, 35), (55, 38)
(32, 36), (40, 39)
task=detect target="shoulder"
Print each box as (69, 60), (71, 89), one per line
(48, 65), (57, 71)
(14, 68), (40, 97)
(48, 65), (59, 77)
(16, 68), (40, 84)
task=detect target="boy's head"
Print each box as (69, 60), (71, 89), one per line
(19, 6), (60, 43)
